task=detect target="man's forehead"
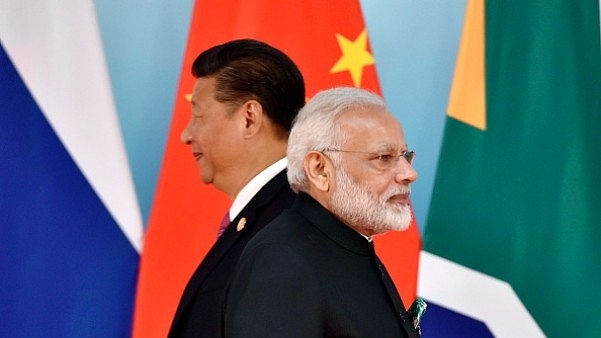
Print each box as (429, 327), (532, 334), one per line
(342, 109), (403, 135)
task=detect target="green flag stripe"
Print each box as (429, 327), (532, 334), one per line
(425, 1), (601, 337)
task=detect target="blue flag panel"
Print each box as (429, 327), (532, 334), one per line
(0, 43), (139, 338)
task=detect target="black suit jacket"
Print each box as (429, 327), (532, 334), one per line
(224, 192), (420, 338)
(168, 170), (296, 338)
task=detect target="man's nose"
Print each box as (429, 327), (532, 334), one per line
(180, 121), (192, 144)
(394, 160), (417, 184)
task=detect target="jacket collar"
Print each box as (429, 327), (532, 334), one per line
(293, 192), (375, 257)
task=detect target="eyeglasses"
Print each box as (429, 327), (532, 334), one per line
(323, 149), (416, 171)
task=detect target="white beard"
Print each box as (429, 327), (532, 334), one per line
(329, 166), (413, 235)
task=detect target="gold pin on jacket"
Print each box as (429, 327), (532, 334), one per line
(236, 217), (246, 232)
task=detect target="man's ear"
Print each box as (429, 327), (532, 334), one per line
(304, 151), (332, 192)
(240, 100), (263, 139)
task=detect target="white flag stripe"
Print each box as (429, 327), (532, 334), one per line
(418, 251), (545, 337)
(0, 0), (143, 252)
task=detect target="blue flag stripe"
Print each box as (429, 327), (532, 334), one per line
(0, 43), (139, 337)
(421, 301), (494, 338)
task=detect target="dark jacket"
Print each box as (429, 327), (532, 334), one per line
(224, 192), (420, 338)
(168, 170), (295, 338)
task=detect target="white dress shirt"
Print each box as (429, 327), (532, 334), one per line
(228, 157), (288, 220)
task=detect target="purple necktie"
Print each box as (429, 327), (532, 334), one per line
(217, 212), (231, 237)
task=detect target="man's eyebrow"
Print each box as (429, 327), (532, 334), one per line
(376, 144), (407, 151)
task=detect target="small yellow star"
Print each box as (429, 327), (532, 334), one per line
(330, 29), (375, 87)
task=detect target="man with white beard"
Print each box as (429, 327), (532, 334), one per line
(224, 87), (421, 338)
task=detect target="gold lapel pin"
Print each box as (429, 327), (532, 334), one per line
(237, 217), (246, 232)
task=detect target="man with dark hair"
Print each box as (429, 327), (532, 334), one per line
(168, 39), (305, 338)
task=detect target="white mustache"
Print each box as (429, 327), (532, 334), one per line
(383, 185), (411, 199)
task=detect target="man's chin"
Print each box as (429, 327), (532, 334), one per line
(390, 220), (411, 232)
(381, 210), (413, 232)
(200, 173), (212, 185)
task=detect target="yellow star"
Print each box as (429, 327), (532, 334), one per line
(330, 29), (375, 87)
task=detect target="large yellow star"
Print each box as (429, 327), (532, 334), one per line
(330, 29), (375, 87)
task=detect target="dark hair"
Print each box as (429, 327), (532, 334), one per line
(192, 39), (305, 137)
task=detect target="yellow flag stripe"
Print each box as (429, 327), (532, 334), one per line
(447, 0), (486, 130)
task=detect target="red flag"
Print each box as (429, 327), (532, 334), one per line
(132, 2), (421, 337)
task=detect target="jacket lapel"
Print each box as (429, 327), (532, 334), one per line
(172, 170), (289, 324)
(375, 256), (421, 338)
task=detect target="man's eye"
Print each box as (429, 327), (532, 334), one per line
(377, 154), (395, 163)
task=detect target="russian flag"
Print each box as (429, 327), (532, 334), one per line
(0, 1), (142, 337)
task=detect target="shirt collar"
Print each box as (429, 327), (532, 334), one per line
(229, 157), (287, 220)
(357, 232), (373, 242)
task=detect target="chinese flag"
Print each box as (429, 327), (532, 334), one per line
(132, 1), (421, 337)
